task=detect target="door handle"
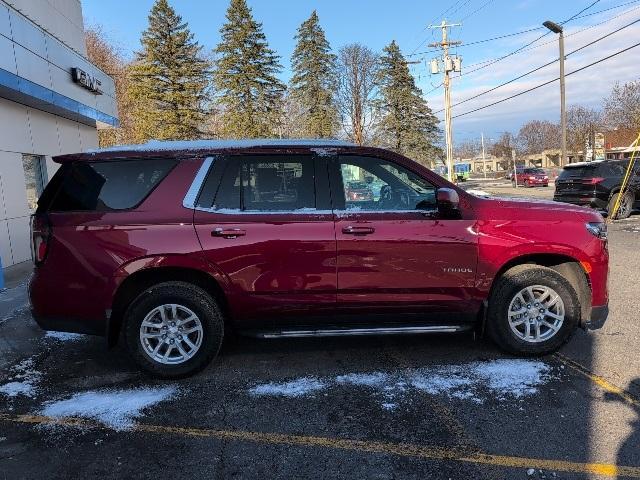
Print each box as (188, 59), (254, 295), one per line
(212, 228), (246, 238)
(342, 225), (375, 235)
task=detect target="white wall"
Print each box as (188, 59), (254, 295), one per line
(0, 97), (98, 267)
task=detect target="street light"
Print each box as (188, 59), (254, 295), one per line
(543, 20), (567, 166)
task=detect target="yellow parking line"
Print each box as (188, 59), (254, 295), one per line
(1, 412), (639, 478)
(554, 353), (640, 408)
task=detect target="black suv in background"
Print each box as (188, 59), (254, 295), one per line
(554, 160), (639, 219)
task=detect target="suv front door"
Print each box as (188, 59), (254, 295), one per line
(193, 153), (336, 327)
(331, 155), (479, 322)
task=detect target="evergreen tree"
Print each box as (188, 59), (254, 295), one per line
(127, 0), (209, 142)
(376, 40), (440, 166)
(214, 0), (285, 138)
(290, 11), (338, 138)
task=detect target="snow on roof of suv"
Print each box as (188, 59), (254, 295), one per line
(86, 138), (356, 154)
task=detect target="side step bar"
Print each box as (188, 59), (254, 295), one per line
(247, 324), (472, 339)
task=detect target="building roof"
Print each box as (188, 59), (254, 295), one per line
(604, 128), (638, 149)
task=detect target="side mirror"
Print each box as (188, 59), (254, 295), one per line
(436, 188), (460, 218)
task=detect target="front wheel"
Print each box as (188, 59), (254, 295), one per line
(608, 191), (633, 220)
(487, 265), (580, 355)
(124, 281), (224, 378)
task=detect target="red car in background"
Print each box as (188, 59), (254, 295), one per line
(345, 181), (374, 201)
(513, 167), (549, 187)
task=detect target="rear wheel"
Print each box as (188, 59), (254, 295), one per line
(524, 180), (530, 188)
(487, 265), (579, 355)
(608, 191), (633, 220)
(124, 281), (224, 378)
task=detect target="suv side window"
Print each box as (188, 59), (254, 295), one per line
(212, 155), (316, 212)
(338, 156), (436, 211)
(46, 159), (176, 212)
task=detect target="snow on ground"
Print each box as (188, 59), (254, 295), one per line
(249, 359), (554, 409)
(45, 331), (86, 342)
(465, 189), (491, 197)
(40, 386), (179, 431)
(0, 357), (41, 399)
(249, 377), (326, 398)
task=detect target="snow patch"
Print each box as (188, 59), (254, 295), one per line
(247, 360), (554, 409)
(45, 331), (86, 342)
(0, 357), (41, 399)
(466, 189), (491, 197)
(249, 378), (326, 398)
(40, 386), (179, 431)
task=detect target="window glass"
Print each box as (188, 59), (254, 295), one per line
(213, 161), (241, 210)
(48, 159), (175, 212)
(22, 154), (47, 211)
(340, 157), (436, 211)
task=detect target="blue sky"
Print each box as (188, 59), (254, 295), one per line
(82, 0), (640, 142)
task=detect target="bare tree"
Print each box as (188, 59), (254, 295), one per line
(516, 120), (561, 154)
(566, 105), (603, 153)
(603, 79), (640, 130)
(336, 44), (379, 145)
(85, 25), (135, 147)
(489, 132), (516, 158)
(455, 138), (481, 159)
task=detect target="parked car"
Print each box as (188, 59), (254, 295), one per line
(512, 167), (549, 187)
(29, 140), (609, 378)
(345, 181), (374, 202)
(554, 159), (639, 219)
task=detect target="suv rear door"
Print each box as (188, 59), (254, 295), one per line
(192, 153), (337, 327)
(330, 154), (479, 322)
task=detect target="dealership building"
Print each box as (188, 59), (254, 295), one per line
(0, 0), (117, 267)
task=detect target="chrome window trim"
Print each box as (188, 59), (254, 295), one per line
(183, 156), (214, 209)
(194, 207), (335, 215)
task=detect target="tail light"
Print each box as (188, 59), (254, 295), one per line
(584, 177), (604, 185)
(30, 214), (51, 265)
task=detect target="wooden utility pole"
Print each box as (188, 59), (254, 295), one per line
(429, 21), (461, 182)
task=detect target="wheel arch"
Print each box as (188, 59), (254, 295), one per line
(488, 253), (592, 328)
(108, 266), (230, 347)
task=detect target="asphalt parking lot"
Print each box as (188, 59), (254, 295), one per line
(1, 189), (639, 479)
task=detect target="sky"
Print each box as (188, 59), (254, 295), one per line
(81, 0), (640, 142)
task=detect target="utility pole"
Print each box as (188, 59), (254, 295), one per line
(512, 149), (518, 189)
(543, 20), (567, 166)
(481, 133), (486, 179)
(429, 20), (462, 183)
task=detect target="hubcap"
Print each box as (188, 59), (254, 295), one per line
(139, 304), (203, 365)
(507, 285), (565, 343)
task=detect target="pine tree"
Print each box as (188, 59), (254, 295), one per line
(127, 0), (209, 142)
(290, 11), (338, 138)
(214, 0), (285, 138)
(376, 40), (440, 166)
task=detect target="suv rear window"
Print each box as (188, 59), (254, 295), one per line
(42, 159), (176, 212)
(558, 164), (599, 180)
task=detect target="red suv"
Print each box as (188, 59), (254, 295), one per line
(513, 167), (550, 187)
(29, 140), (609, 378)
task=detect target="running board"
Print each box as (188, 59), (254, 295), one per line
(247, 324), (472, 339)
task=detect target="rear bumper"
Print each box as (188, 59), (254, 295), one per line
(586, 304), (609, 330)
(31, 309), (106, 336)
(553, 195), (607, 209)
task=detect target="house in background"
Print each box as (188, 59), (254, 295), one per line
(0, 0), (117, 267)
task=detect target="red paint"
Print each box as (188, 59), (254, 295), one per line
(29, 144), (609, 338)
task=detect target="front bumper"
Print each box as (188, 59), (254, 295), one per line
(586, 304), (609, 330)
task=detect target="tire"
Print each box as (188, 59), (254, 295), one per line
(608, 191), (633, 220)
(124, 281), (224, 379)
(487, 265), (580, 356)
(524, 180), (530, 188)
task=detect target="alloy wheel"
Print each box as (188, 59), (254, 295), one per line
(139, 304), (203, 364)
(507, 285), (565, 343)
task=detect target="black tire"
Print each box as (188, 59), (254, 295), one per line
(608, 191), (633, 220)
(124, 281), (224, 379)
(487, 265), (580, 356)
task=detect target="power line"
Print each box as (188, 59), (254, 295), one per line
(460, 0), (496, 22)
(433, 15), (640, 113)
(451, 40), (640, 119)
